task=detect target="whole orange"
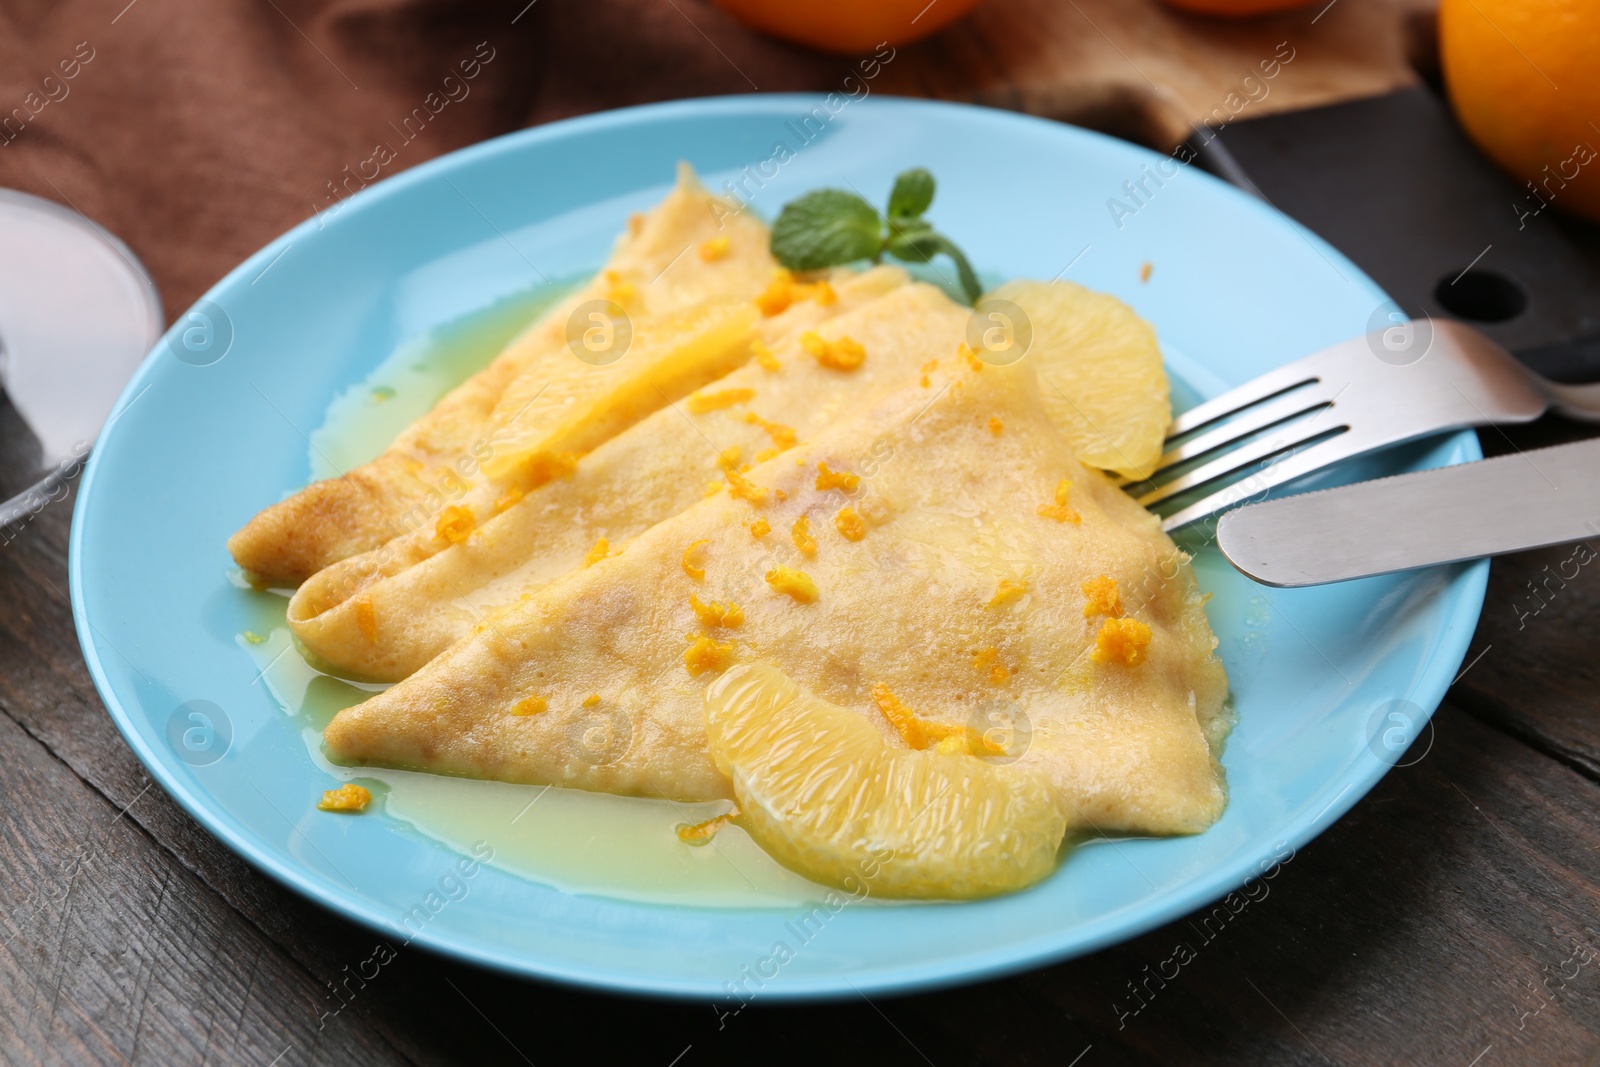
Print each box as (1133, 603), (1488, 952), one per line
(1440, 0), (1600, 223)
(710, 0), (986, 54)
(1158, 0), (1315, 15)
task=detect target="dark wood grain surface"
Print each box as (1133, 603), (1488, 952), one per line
(3, 1), (1600, 1064)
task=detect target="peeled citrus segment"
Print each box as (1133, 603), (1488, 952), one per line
(704, 663), (1067, 899)
(482, 298), (759, 484)
(985, 279), (1169, 480)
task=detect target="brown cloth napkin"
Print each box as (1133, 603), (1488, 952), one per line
(2, 0), (1429, 318)
(0, 0), (843, 318)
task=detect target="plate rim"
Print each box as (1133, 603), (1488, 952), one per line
(68, 92), (1488, 999)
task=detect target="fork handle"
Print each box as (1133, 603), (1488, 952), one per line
(1538, 380), (1600, 424)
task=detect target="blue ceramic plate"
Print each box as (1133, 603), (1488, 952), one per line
(70, 96), (1483, 999)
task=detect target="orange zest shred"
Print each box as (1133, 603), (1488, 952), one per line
(317, 783), (371, 813)
(755, 270), (797, 316)
(718, 446), (742, 470)
(919, 358), (938, 389)
(959, 342), (984, 372)
(871, 683), (929, 749)
(765, 566), (818, 603)
(681, 539), (710, 580)
(815, 462), (860, 493)
(690, 595), (745, 629)
(744, 411), (797, 449)
(800, 331), (866, 371)
(755, 271), (837, 317)
(1037, 479), (1081, 524)
(725, 467), (770, 505)
(354, 594), (377, 641)
(871, 684), (1005, 756)
(583, 694), (602, 708)
(684, 634), (736, 676)
(989, 579), (1027, 607)
(434, 505), (475, 545)
(749, 517), (771, 539)
(973, 647), (1012, 686)
(518, 450), (580, 490)
(583, 537), (610, 568)
(494, 486), (525, 513)
(1092, 617), (1152, 667)
(754, 448), (779, 463)
(989, 417), (1004, 435)
(698, 235), (731, 261)
(512, 694), (548, 716)
(791, 515), (817, 557)
(752, 340), (781, 372)
(834, 506), (866, 542)
(688, 387), (756, 414)
(1082, 575), (1122, 618)
(677, 807), (740, 844)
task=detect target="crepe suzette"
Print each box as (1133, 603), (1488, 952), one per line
(288, 271), (972, 681)
(228, 163), (778, 586)
(286, 275), (1177, 686)
(322, 356), (1230, 894)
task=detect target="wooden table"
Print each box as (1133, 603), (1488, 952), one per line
(2, 1), (1598, 1063)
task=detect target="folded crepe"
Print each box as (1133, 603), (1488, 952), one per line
(228, 163), (776, 586)
(289, 272), (973, 681)
(323, 359), (1230, 836)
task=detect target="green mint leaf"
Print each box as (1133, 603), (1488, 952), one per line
(770, 189), (884, 271)
(887, 168), (935, 219)
(883, 219), (938, 263)
(886, 228), (982, 304)
(770, 170), (980, 304)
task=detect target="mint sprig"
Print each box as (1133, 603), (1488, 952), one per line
(770, 168), (981, 304)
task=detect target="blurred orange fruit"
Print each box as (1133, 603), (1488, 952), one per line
(1440, 0), (1600, 223)
(1158, 0), (1314, 16)
(711, 0), (986, 54)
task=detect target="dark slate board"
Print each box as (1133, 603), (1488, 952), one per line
(1209, 83), (1600, 383)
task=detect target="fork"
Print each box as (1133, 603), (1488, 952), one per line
(1133, 319), (1600, 531)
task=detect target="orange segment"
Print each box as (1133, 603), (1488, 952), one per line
(985, 279), (1169, 480)
(705, 664), (1066, 899)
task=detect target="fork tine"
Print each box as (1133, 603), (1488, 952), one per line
(1145, 389), (1334, 480)
(1137, 422), (1347, 509)
(1158, 435), (1357, 531)
(1166, 351), (1327, 439)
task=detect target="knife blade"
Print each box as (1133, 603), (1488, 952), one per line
(1215, 437), (1600, 587)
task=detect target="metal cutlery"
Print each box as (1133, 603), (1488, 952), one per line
(1215, 436), (1600, 587)
(1135, 319), (1600, 531)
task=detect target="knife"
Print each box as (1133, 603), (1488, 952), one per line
(1215, 437), (1600, 587)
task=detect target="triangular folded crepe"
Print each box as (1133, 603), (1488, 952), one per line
(288, 271), (960, 682)
(323, 359), (1230, 836)
(228, 164), (774, 585)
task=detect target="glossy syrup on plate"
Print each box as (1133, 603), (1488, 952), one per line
(234, 280), (833, 909)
